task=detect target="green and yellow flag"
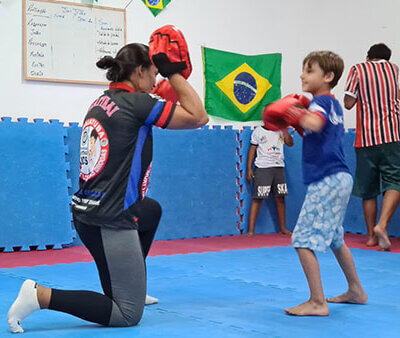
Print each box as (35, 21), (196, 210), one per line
(142, 0), (171, 17)
(203, 47), (281, 122)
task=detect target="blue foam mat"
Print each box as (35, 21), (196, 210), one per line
(62, 124), (400, 239)
(64, 123), (81, 198)
(148, 127), (239, 239)
(0, 118), (73, 251)
(64, 123), (83, 246)
(240, 128), (305, 234)
(63, 124), (240, 241)
(240, 129), (400, 236)
(1, 247), (399, 337)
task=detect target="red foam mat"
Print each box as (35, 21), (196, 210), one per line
(0, 233), (398, 268)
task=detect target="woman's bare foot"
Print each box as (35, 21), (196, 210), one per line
(326, 289), (368, 304)
(246, 232), (254, 237)
(366, 236), (378, 247)
(284, 300), (329, 316)
(373, 225), (391, 251)
(279, 229), (292, 235)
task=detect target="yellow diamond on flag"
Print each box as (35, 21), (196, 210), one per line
(145, 0), (164, 9)
(216, 63), (272, 114)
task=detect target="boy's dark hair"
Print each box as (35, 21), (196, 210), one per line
(303, 51), (344, 89)
(367, 43), (391, 61)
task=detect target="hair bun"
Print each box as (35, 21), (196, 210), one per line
(96, 56), (119, 70)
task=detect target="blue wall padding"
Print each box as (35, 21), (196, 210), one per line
(341, 129), (365, 234)
(62, 125), (400, 239)
(237, 127), (251, 232)
(65, 123), (81, 197)
(0, 118), (74, 251)
(240, 129), (400, 237)
(281, 131), (307, 231)
(3, 119), (398, 248)
(147, 126), (239, 240)
(237, 127), (278, 233)
(64, 123), (83, 246)
(342, 130), (400, 236)
(239, 128), (306, 234)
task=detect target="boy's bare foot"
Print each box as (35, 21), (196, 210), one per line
(373, 225), (391, 251)
(279, 229), (292, 235)
(246, 232), (254, 237)
(284, 300), (329, 316)
(326, 289), (368, 304)
(366, 236), (378, 247)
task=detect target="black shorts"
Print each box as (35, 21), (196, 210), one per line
(252, 167), (288, 199)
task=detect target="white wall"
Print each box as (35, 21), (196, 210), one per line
(1, 0), (399, 128)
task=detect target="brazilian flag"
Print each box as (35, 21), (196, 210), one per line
(142, 0), (171, 17)
(203, 47), (282, 122)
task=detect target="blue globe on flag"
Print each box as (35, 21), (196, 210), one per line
(215, 62), (273, 114)
(144, 0), (170, 15)
(233, 72), (257, 105)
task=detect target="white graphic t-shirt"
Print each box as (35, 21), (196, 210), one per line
(250, 126), (285, 168)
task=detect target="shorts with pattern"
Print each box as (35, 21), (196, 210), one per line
(292, 171), (353, 253)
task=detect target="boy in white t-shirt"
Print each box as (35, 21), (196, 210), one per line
(246, 123), (293, 236)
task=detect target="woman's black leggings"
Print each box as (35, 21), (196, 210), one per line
(48, 197), (161, 327)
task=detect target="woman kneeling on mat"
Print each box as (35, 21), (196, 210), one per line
(7, 26), (208, 332)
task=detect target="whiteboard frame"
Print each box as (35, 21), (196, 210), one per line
(23, 0), (127, 85)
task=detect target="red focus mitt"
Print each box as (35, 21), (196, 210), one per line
(149, 25), (192, 79)
(152, 79), (179, 103)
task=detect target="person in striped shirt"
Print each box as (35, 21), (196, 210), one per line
(344, 43), (400, 251)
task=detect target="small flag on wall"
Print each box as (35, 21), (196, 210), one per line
(203, 47), (282, 122)
(142, 0), (171, 17)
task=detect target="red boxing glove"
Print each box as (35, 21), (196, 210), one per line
(284, 105), (308, 126)
(262, 104), (289, 131)
(285, 106), (308, 136)
(149, 25), (192, 79)
(283, 94), (310, 109)
(263, 120), (281, 131)
(152, 79), (179, 103)
(282, 94), (310, 136)
(263, 94), (310, 135)
(262, 96), (298, 131)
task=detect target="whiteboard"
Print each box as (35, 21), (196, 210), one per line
(23, 0), (126, 84)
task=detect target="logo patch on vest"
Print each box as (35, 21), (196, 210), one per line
(80, 118), (109, 181)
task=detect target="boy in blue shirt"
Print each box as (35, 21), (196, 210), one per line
(277, 51), (368, 316)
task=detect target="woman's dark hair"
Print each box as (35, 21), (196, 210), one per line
(367, 43), (391, 61)
(96, 43), (151, 82)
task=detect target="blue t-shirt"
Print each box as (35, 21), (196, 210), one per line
(302, 95), (350, 184)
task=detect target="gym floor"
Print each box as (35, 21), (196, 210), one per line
(1, 234), (399, 337)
